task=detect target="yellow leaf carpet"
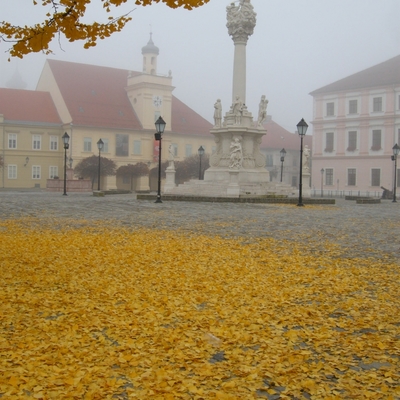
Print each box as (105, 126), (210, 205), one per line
(0, 219), (399, 399)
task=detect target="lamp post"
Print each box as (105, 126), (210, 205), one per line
(392, 143), (400, 203)
(97, 139), (104, 191)
(154, 116), (167, 203)
(280, 148), (286, 182)
(62, 132), (70, 196)
(198, 146), (205, 180)
(296, 118), (308, 206)
(320, 168), (324, 197)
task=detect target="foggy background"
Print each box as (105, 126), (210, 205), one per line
(1, 0), (399, 133)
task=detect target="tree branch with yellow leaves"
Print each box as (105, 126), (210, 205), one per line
(0, 0), (210, 59)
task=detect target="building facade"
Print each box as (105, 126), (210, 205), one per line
(0, 35), (215, 191)
(310, 55), (400, 196)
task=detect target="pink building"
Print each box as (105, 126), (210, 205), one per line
(310, 55), (400, 197)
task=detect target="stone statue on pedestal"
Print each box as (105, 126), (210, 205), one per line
(257, 95), (268, 127)
(213, 99), (222, 127)
(229, 137), (243, 169)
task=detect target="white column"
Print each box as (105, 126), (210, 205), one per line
(232, 41), (247, 105)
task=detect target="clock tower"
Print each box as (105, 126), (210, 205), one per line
(126, 33), (174, 131)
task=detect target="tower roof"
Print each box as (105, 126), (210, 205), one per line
(310, 55), (400, 96)
(141, 33), (159, 55)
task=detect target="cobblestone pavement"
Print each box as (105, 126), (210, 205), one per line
(0, 191), (399, 260)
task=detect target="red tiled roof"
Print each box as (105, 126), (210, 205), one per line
(46, 60), (213, 135)
(46, 59), (142, 130)
(171, 96), (213, 136)
(261, 118), (312, 151)
(310, 55), (400, 95)
(0, 88), (61, 125)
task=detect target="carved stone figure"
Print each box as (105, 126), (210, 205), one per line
(257, 95), (268, 127)
(168, 144), (174, 161)
(229, 137), (243, 169)
(226, 0), (257, 43)
(231, 95), (243, 125)
(213, 99), (222, 127)
(303, 145), (310, 173)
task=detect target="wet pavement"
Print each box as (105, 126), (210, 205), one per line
(0, 191), (399, 260)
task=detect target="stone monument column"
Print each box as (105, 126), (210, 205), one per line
(227, 0), (257, 104)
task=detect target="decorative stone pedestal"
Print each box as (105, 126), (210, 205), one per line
(164, 166), (176, 193)
(302, 173), (311, 198)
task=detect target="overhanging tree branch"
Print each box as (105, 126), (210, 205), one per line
(0, 0), (210, 59)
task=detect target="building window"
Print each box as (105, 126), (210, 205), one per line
(347, 131), (357, 151)
(326, 102), (335, 116)
(349, 99), (358, 114)
(371, 130), (381, 151)
(8, 165), (17, 179)
(185, 144), (192, 158)
(33, 135), (41, 150)
(325, 168), (333, 186)
(102, 138), (109, 153)
(171, 143), (178, 157)
(116, 134), (129, 156)
(266, 154), (274, 167)
(84, 137), (92, 152)
(373, 97), (382, 112)
(371, 169), (380, 187)
(133, 140), (142, 155)
(49, 166), (58, 179)
(325, 132), (334, 152)
(122, 175), (130, 184)
(347, 168), (356, 186)
(8, 133), (17, 149)
(32, 165), (41, 179)
(50, 136), (58, 151)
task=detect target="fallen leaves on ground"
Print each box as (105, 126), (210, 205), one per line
(0, 219), (399, 399)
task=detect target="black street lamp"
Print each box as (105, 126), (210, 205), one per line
(198, 146), (205, 180)
(296, 118), (308, 206)
(392, 143), (400, 203)
(97, 139), (104, 191)
(320, 168), (324, 197)
(280, 148), (286, 182)
(154, 116), (167, 203)
(62, 132), (70, 196)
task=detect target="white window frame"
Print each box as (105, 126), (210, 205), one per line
(102, 138), (109, 153)
(50, 136), (58, 151)
(49, 166), (58, 179)
(326, 102), (335, 117)
(371, 168), (381, 187)
(185, 144), (192, 158)
(32, 165), (41, 179)
(84, 137), (92, 152)
(348, 99), (358, 115)
(325, 168), (334, 186)
(347, 168), (356, 186)
(32, 135), (41, 150)
(324, 132), (335, 153)
(133, 140), (142, 155)
(8, 165), (17, 179)
(8, 133), (17, 149)
(347, 131), (357, 152)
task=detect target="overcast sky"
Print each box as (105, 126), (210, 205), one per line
(1, 0), (400, 133)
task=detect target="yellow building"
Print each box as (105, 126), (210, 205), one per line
(0, 35), (214, 191)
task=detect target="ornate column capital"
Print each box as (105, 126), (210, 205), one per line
(226, 0), (257, 43)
